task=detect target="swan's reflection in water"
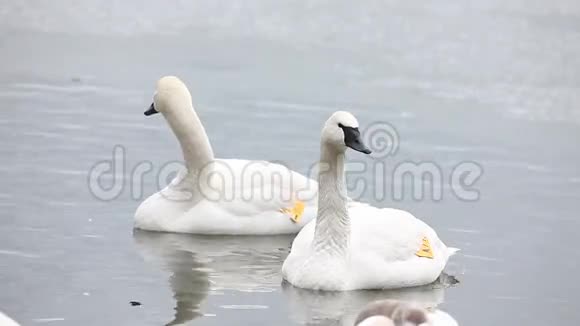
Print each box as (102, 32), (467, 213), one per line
(134, 230), (455, 326)
(133, 230), (294, 325)
(164, 248), (208, 325)
(134, 231), (210, 325)
(282, 276), (454, 325)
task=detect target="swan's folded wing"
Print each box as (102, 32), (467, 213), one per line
(212, 159), (318, 216)
(349, 206), (449, 263)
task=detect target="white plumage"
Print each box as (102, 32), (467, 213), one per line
(134, 76), (317, 234)
(282, 111), (458, 290)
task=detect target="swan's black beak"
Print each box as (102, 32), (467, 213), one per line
(341, 125), (372, 154)
(144, 103), (158, 116)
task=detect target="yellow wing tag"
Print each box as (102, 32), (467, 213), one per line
(415, 237), (434, 259)
(280, 201), (305, 223)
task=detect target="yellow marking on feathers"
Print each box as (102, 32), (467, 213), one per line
(415, 237), (434, 259)
(280, 201), (305, 223)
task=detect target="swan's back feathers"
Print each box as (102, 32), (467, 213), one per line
(205, 159), (318, 213)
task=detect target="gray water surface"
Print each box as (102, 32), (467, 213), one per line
(1, 1), (579, 325)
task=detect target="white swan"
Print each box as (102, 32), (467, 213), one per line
(355, 300), (458, 326)
(282, 111), (458, 290)
(134, 76), (317, 235)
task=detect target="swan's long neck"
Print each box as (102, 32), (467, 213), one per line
(163, 99), (214, 174)
(312, 144), (350, 258)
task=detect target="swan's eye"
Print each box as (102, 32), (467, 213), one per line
(338, 123), (344, 128)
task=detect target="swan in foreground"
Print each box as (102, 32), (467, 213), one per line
(282, 111), (458, 290)
(355, 300), (458, 326)
(134, 76), (317, 234)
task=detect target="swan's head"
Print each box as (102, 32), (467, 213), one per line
(144, 76), (192, 116)
(322, 111), (371, 154)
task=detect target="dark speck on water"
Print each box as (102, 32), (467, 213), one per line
(130, 301), (142, 307)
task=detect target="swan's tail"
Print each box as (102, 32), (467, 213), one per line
(447, 247), (460, 258)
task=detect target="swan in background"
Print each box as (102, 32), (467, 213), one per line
(0, 311), (20, 326)
(354, 300), (458, 326)
(134, 76), (317, 235)
(282, 111), (459, 291)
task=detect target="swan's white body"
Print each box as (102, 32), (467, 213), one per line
(283, 203), (457, 290)
(135, 158), (317, 234)
(282, 112), (458, 290)
(134, 77), (317, 235)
